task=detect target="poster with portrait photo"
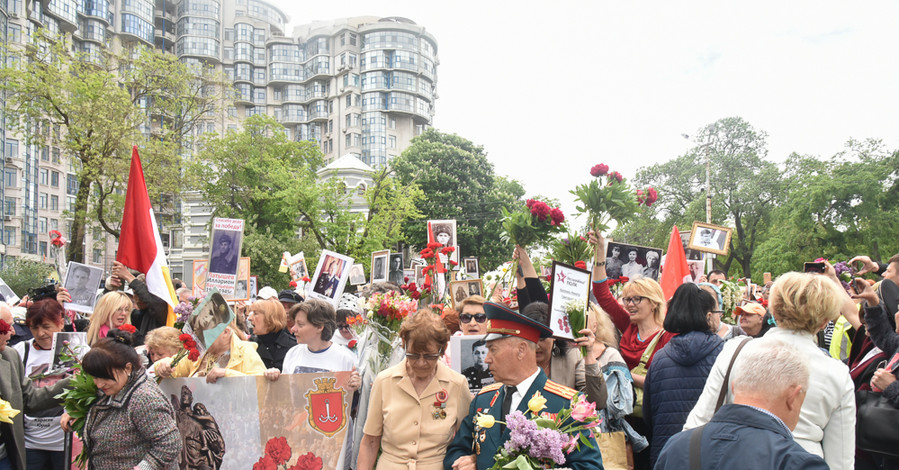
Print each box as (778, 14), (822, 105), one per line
(449, 279), (484, 309)
(207, 218), (245, 297)
(225, 258), (251, 302)
(249, 276), (258, 300)
(192, 260), (208, 298)
(427, 219), (459, 264)
(687, 260), (705, 283)
(370, 250), (389, 284)
(604, 242), (663, 282)
(0, 276), (20, 305)
(62, 261), (103, 313)
(463, 258), (479, 279)
(309, 250), (354, 305)
(414, 264), (426, 287)
(348, 264), (366, 286)
(387, 253), (404, 285)
(547, 261), (592, 340)
(450, 335), (495, 393)
(687, 221), (732, 256)
(679, 230), (703, 261)
(287, 253), (308, 282)
(50, 332), (89, 371)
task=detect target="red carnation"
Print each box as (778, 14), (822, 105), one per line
(119, 324), (137, 334)
(404, 276), (410, 282)
(179, 333), (192, 342)
(549, 207), (565, 226)
(646, 187), (658, 206)
(449, 260), (458, 266)
(188, 348), (200, 361)
(525, 199), (536, 209)
(302, 276), (310, 282)
(574, 261), (587, 270)
(427, 242), (443, 250)
(348, 339), (357, 349)
(590, 164), (609, 177)
(409, 291), (421, 300)
(440, 246), (456, 255)
(289, 280), (298, 288)
(265, 437), (291, 465)
(253, 456), (277, 470)
(289, 452), (323, 470)
(609, 171), (623, 183)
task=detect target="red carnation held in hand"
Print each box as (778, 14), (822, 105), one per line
(590, 163), (610, 177)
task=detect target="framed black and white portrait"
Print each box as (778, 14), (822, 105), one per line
(62, 262), (103, 313)
(687, 222), (732, 256)
(604, 242), (663, 282)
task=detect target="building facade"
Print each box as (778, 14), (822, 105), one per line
(1, 0), (438, 281)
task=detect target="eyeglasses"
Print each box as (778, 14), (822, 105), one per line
(405, 353), (442, 362)
(710, 310), (724, 315)
(337, 324), (350, 332)
(460, 313), (487, 324)
(621, 296), (645, 305)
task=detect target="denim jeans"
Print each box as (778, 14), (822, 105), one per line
(25, 449), (65, 470)
(0, 456), (13, 470)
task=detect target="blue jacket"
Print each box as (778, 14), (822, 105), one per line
(444, 369), (603, 470)
(644, 331), (722, 465)
(655, 404), (829, 470)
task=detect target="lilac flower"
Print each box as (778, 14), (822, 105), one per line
(503, 411), (570, 465)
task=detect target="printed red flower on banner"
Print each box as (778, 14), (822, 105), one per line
(264, 436), (291, 465)
(289, 452), (323, 470)
(119, 324), (137, 334)
(253, 455), (277, 470)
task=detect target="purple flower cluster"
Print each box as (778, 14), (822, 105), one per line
(173, 301), (194, 324)
(503, 411), (570, 465)
(833, 261), (855, 292)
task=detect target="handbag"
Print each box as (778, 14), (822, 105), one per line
(630, 331), (662, 419)
(596, 431), (629, 470)
(856, 389), (899, 457)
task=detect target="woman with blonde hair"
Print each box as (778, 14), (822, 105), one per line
(155, 319), (266, 383)
(685, 271), (856, 470)
(247, 297), (296, 371)
(86, 291), (133, 345)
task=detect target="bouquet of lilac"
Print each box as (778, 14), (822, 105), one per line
(816, 258), (855, 293)
(173, 297), (196, 329)
(475, 391), (600, 469)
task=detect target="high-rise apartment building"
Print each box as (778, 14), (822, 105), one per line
(1, 0), (438, 281)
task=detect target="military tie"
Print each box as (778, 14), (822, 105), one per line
(500, 385), (515, 431)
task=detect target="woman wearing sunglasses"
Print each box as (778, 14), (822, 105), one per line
(358, 310), (471, 470)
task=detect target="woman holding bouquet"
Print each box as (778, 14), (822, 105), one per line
(357, 310), (471, 470)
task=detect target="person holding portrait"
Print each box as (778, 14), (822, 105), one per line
(357, 310), (471, 470)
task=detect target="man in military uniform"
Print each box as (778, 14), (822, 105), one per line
(462, 339), (494, 391)
(444, 302), (604, 470)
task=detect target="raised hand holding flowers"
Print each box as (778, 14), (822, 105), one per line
(572, 163), (657, 232)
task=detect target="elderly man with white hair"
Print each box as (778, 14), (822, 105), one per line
(656, 339), (828, 469)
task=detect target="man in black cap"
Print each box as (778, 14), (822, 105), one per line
(278, 289), (304, 333)
(444, 302), (603, 470)
(209, 232), (238, 274)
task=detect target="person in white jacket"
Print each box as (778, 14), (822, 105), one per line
(684, 271), (856, 470)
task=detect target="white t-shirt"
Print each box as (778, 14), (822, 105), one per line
(281, 343), (356, 374)
(12, 340), (65, 451)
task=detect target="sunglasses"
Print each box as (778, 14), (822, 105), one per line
(337, 324), (350, 331)
(460, 313), (487, 323)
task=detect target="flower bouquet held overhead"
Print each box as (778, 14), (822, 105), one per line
(571, 163), (657, 234)
(357, 291), (418, 377)
(493, 199), (566, 297)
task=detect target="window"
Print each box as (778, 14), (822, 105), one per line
(41, 147), (49, 161)
(39, 193), (48, 209)
(40, 242), (49, 258)
(52, 148), (61, 164)
(4, 228), (16, 247)
(345, 134), (351, 148)
(39, 168), (49, 185)
(3, 199), (15, 216)
(39, 217), (47, 233)
(67, 174), (79, 195)
(50, 171), (59, 187)
(4, 169), (15, 188)
(50, 195), (59, 211)
(389, 136), (396, 149)
(389, 117), (397, 129)
(50, 219), (59, 231)
(93, 248), (102, 263)
(4, 140), (18, 158)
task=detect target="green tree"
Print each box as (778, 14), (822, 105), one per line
(391, 129), (525, 270)
(623, 117), (783, 277)
(0, 258), (54, 297)
(0, 31), (226, 262)
(754, 139), (899, 276)
(187, 115), (323, 285)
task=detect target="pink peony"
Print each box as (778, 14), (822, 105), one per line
(590, 164), (609, 177)
(609, 171), (623, 183)
(549, 207), (565, 226)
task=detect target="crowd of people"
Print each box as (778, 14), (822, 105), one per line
(0, 234), (898, 470)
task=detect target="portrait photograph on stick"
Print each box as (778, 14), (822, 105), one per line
(309, 250), (354, 304)
(449, 335), (495, 394)
(206, 218), (245, 297)
(679, 230), (703, 261)
(62, 261), (103, 313)
(603, 241), (664, 282)
(192, 260), (208, 298)
(427, 219), (459, 264)
(348, 264), (366, 286)
(687, 221), (733, 256)
(463, 258), (479, 278)
(370, 249), (389, 284)
(226, 257), (251, 302)
(449, 279), (484, 308)
(387, 252), (404, 285)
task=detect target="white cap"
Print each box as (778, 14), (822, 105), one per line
(257, 286), (278, 300)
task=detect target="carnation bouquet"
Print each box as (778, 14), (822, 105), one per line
(476, 391), (600, 470)
(571, 164), (657, 233)
(358, 291), (418, 375)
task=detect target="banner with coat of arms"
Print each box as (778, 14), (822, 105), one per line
(159, 372), (352, 470)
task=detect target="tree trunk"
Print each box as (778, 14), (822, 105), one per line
(67, 176), (94, 264)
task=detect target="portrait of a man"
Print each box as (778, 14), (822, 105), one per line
(462, 340), (494, 391)
(189, 292), (232, 349)
(349, 264), (366, 285)
(371, 254), (387, 283)
(208, 231), (240, 275)
(680, 231), (702, 261)
(312, 255), (345, 298)
(464, 258), (478, 278)
(468, 282), (481, 296)
(388, 253), (404, 285)
(66, 264), (95, 305)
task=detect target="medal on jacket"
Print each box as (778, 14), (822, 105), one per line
(432, 389), (448, 419)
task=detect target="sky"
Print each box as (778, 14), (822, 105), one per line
(280, 0), (899, 216)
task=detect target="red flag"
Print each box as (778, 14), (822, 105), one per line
(117, 146), (177, 324)
(660, 226), (692, 300)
